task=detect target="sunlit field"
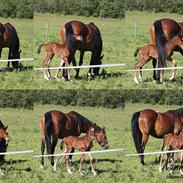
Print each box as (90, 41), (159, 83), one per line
(33, 11), (183, 90)
(0, 103), (182, 183)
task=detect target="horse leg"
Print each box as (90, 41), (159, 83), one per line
(152, 58), (157, 81)
(50, 137), (58, 166)
(65, 148), (73, 174)
(0, 167), (4, 176)
(7, 49), (12, 68)
(0, 48), (2, 58)
(79, 154), (85, 175)
(40, 139), (45, 168)
(88, 52), (96, 78)
(88, 153), (97, 176)
(160, 70), (164, 84)
(179, 152), (183, 176)
(55, 58), (64, 81)
(140, 133), (149, 165)
(53, 145), (67, 172)
(159, 144), (168, 173)
(43, 55), (53, 80)
(75, 51), (84, 78)
(169, 59), (176, 81)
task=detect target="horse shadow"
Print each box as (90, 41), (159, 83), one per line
(4, 159), (28, 165)
(0, 65), (33, 73)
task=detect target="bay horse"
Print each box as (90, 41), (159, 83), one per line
(131, 108), (183, 165)
(159, 131), (183, 175)
(54, 127), (97, 176)
(0, 120), (9, 175)
(0, 22), (21, 68)
(37, 42), (71, 81)
(39, 110), (109, 167)
(149, 18), (183, 82)
(60, 20), (103, 79)
(134, 35), (183, 83)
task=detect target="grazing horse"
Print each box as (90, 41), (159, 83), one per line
(159, 131), (183, 175)
(54, 127), (97, 176)
(134, 35), (183, 83)
(131, 108), (183, 165)
(0, 120), (9, 175)
(149, 19), (183, 82)
(37, 42), (71, 81)
(40, 110), (109, 167)
(60, 20), (103, 78)
(0, 22), (21, 68)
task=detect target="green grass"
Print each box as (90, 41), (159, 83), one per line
(33, 11), (183, 90)
(0, 103), (183, 182)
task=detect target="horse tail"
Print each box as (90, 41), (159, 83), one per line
(134, 48), (140, 57)
(65, 22), (75, 57)
(44, 112), (53, 156)
(37, 44), (45, 54)
(131, 112), (143, 155)
(154, 20), (167, 67)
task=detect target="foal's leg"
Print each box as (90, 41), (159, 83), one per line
(79, 154), (85, 175)
(88, 153), (97, 176)
(169, 59), (177, 81)
(43, 55), (52, 80)
(54, 58), (64, 80)
(0, 167), (4, 176)
(179, 152), (183, 176)
(53, 146), (67, 172)
(65, 148), (73, 174)
(159, 144), (168, 173)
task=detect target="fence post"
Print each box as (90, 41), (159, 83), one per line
(45, 23), (49, 39)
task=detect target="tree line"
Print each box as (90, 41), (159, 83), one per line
(0, 0), (182, 19)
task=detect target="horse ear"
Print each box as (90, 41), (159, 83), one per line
(102, 127), (105, 130)
(100, 55), (104, 60)
(5, 125), (8, 130)
(0, 23), (5, 34)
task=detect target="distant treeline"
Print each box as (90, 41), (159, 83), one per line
(0, 90), (182, 110)
(0, 0), (34, 19)
(34, 0), (126, 18)
(126, 0), (183, 14)
(0, 0), (182, 19)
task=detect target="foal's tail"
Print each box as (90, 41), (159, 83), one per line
(37, 44), (45, 54)
(131, 112), (143, 160)
(134, 47), (140, 57)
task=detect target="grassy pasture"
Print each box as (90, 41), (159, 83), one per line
(0, 17), (34, 89)
(0, 103), (182, 183)
(33, 11), (183, 90)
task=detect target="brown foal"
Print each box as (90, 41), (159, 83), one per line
(53, 127), (97, 176)
(134, 35), (183, 83)
(37, 42), (71, 81)
(159, 131), (183, 175)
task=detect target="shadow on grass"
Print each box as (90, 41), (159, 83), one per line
(5, 159), (29, 165)
(0, 65), (33, 73)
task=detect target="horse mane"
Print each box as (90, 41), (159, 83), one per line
(154, 20), (167, 68)
(174, 108), (183, 116)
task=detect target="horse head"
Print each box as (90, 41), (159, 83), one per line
(94, 124), (109, 149)
(0, 125), (9, 145)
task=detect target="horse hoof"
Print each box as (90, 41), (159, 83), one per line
(134, 77), (139, 84)
(67, 169), (73, 175)
(79, 171), (84, 176)
(44, 75), (50, 80)
(55, 77), (60, 81)
(92, 171), (97, 176)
